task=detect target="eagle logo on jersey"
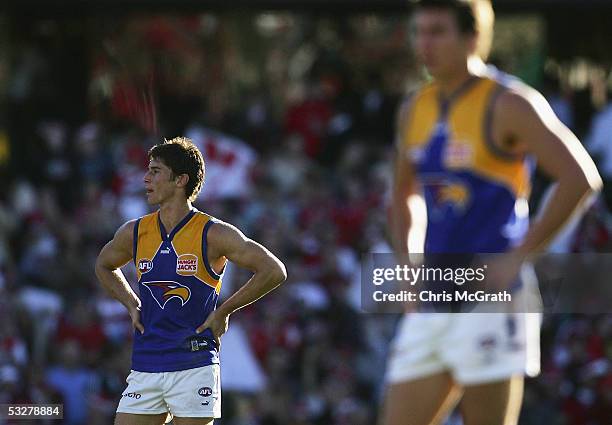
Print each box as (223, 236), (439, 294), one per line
(142, 281), (191, 309)
(437, 183), (470, 210)
(424, 177), (472, 218)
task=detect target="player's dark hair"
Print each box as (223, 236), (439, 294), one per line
(149, 137), (205, 202)
(414, 0), (477, 34)
(412, 0), (494, 59)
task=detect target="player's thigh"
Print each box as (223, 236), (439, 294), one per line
(459, 375), (524, 425)
(114, 412), (169, 425)
(172, 417), (214, 425)
(380, 371), (461, 425)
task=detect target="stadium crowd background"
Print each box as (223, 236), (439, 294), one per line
(1, 7), (612, 425)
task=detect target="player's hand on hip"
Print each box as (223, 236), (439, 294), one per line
(480, 252), (524, 292)
(196, 310), (229, 348)
(127, 304), (145, 334)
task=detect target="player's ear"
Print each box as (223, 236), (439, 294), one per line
(175, 173), (189, 188)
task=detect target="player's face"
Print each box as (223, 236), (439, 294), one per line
(411, 9), (474, 78)
(143, 158), (177, 205)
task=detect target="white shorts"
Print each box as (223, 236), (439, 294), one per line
(116, 364), (221, 418)
(385, 311), (541, 385)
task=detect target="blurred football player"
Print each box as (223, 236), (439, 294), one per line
(381, 1), (601, 424)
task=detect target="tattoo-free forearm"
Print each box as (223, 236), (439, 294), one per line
(217, 265), (286, 316)
(95, 265), (141, 310)
(517, 176), (599, 254)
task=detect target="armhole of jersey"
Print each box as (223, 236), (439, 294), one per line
(484, 83), (523, 162)
(132, 218), (141, 266)
(202, 219), (224, 280)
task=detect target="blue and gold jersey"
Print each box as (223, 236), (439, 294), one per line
(401, 71), (532, 254)
(131, 209), (225, 372)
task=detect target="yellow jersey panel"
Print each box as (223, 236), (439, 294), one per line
(134, 212), (163, 281)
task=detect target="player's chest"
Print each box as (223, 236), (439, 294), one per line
(137, 240), (201, 278)
(407, 121), (482, 175)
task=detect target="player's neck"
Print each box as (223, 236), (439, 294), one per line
(436, 69), (472, 99)
(158, 200), (193, 234)
(435, 56), (484, 99)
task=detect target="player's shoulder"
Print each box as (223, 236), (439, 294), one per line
(192, 209), (223, 229)
(481, 69), (546, 120)
(482, 66), (543, 109)
(494, 82), (546, 119)
(406, 80), (437, 105)
(117, 218), (138, 234)
(396, 81), (433, 131)
(205, 218), (241, 240)
(131, 210), (163, 232)
(487, 77), (555, 144)
(203, 218), (248, 258)
(111, 219), (139, 249)
(116, 211), (158, 240)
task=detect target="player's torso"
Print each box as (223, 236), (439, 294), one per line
(132, 209), (224, 372)
(401, 74), (532, 254)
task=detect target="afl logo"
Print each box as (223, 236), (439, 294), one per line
(198, 387), (213, 397)
(138, 259), (153, 274)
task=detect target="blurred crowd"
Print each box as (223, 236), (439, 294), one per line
(1, 13), (612, 425)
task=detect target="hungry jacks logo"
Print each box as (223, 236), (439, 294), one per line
(177, 254), (198, 276)
(142, 281), (191, 309)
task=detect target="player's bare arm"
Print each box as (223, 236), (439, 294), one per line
(95, 220), (145, 334)
(195, 221), (287, 344)
(492, 85), (603, 255)
(390, 98), (427, 255)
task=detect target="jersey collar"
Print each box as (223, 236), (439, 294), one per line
(157, 209), (197, 242)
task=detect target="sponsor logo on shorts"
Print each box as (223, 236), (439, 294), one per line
(198, 387), (213, 397)
(505, 316), (523, 351)
(478, 335), (498, 364)
(138, 259), (153, 274)
(177, 254), (198, 276)
(479, 335), (497, 350)
(122, 392), (142, 399)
